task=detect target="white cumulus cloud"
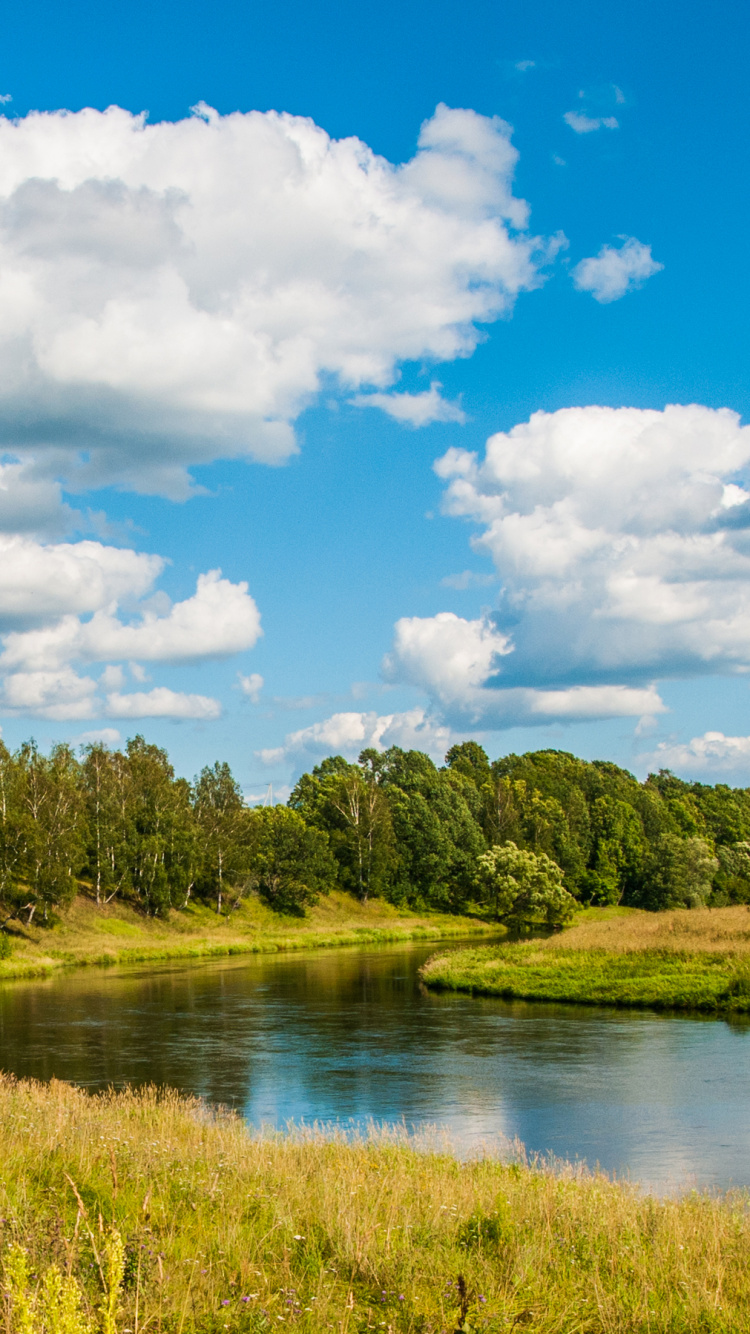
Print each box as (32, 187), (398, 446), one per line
(106, 688), (221, 720)
(384, 612), (664, 727)
(379, 404), (750, 730)
(0, 101), (551, 498)
(572, 237), (663, 302)
(238, 671), (264, 703)
(352, 382), (466, 426)
(258, 706), (453, 766)
(0, 540), (260, 721)
(0, 536), (162, 628)
(641, 731), (750, 777)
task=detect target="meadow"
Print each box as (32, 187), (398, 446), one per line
(1, 1074), (749, 1334)
(419, 906), (750, 1011)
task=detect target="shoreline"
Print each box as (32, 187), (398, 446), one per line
(2, 1075), (747, 1333)
(420, 907), (750, 1013)
(0, 891), (498, 983)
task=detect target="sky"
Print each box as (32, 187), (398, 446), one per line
(0, 0), (749, 794)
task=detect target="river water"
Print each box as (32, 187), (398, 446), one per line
(0, 940), (748, 1193)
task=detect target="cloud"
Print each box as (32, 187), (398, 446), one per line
(641, 731), (750, 777)
(258, 706), (453, 765)
(0, 101), (552, 498)
(106, 687), (221, 719)
(572, 237), (663, 302)
(384, 611), (665, 726)
(515, 60), (536, 72)
(238, 671), (264, 702)
(0, 667), (98, 720)
(0, 536), (162, 629)
(0, 570), (261, 671)
(351, 382), (466, 426)
(0, 540), (261, 721)
(563, 111), (619, 134)
(371, 405), (750, 730)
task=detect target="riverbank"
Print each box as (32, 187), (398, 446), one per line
(420, 905), (750, 1011)
(2, 1074), (747, 1334)
(0, 890), (497, 981)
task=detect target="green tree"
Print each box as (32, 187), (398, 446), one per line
(81, 744), (133, 905)
(193, 761), (247, 913)
(290, 755), (396, 901)
(16, 742), (84, 921)
(640, 834), (718, 910)
(713, 842), (750, 904)
(246, 806), (335, 914)
(0, 743), (27, 907)
(474, 841), (577, 929)
(376, 747), (485, 910)
(125, 736), (197, 916)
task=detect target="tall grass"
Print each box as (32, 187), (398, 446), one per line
(420, 943), (750, 1010)
(420, 907), (750, 1012)
(0, 1075), (749, 1332)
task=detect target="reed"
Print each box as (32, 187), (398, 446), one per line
(0, 1075), (748, 1333)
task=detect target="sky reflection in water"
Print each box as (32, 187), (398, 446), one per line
(0, 942), (748, 1193)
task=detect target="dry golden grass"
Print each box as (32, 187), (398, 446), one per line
(0, 1075), (749, 1333)
(550, 905), (750, 956)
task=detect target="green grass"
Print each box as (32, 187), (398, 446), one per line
(1, 1074), (749, 1334)
(420, 942), (750, 1011)
(0, 890), (497, 981)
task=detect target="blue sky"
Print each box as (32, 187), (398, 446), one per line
(0, 0), (749, 792)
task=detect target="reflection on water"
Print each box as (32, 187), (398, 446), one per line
(0, 941), (748, 1192)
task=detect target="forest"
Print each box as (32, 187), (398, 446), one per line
(1, 735), (749, 926)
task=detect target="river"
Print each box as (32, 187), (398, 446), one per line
(0, 939), (748, 1193)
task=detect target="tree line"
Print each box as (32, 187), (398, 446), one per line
(0, 735), (749, 926)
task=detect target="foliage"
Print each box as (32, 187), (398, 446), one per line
(474, 842), (577, 928)
(245, 806), (335, 914)
(193, 761), (248, 913)
(1, 1075), (749, 1333)
(5, 1225), (124, 1334)
(5, 732), (750, 921)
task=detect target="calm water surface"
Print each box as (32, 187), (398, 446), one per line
(0, 940), (748, 1193)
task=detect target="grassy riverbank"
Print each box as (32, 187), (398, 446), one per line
(1, 1075), (748, 1334)
(420, 906), (750, 1012)
(0, 891), (496, 982)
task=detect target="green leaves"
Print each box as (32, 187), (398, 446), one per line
(474, 842), (576, 928)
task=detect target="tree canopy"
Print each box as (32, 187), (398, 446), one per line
(0, 735), (749, 923)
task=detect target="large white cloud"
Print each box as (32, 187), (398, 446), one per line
(384, 612), (665, 726)
(0, 535), (162, 628)
(0, 569), (261, 670)
(0, 101), (551, 498)
(259, 706), (453, 766)
(382, 404), (750, 729)
(0, 539), (261, 720)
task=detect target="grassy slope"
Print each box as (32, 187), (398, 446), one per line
(420, 905), (750, 1012)
(0, 890), (496, 981)
(1, 1075), (748, 1334)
